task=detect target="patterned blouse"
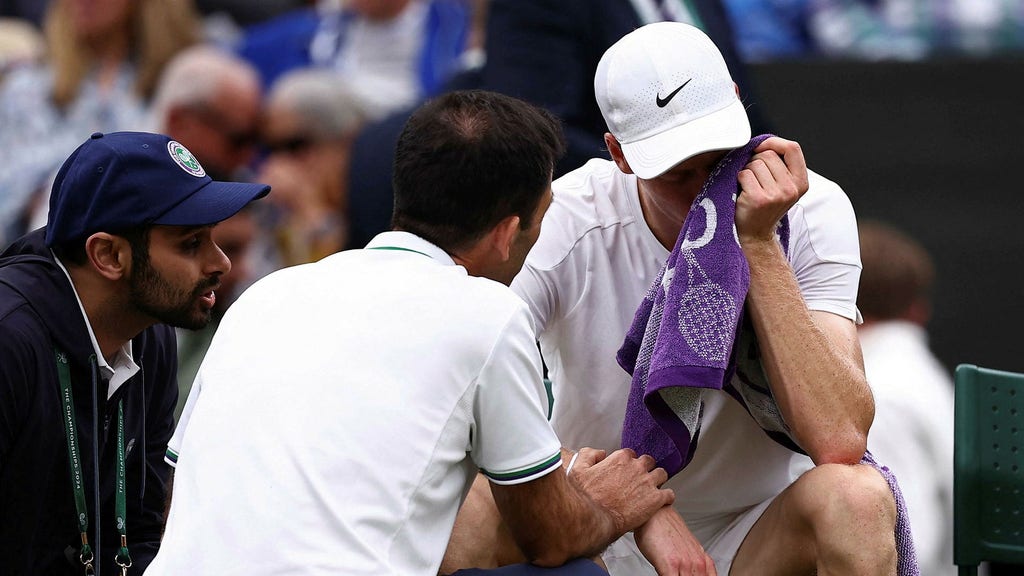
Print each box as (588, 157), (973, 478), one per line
(0, 62), (148, 245)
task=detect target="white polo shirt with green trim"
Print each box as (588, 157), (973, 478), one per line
(150, 231), (562, 576)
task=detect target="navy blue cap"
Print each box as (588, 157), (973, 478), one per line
(45, 131), (271, 246)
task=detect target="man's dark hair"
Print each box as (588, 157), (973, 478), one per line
(858, 220), (934, 321)
(391, 90), (566, 252)
(52, 226), (152, 268)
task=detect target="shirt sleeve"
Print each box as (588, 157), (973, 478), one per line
(164, 372), (202, 468)
(471, 304), (562, 485)
(787, 171), (863, 322)
(511, 195), (582, 338)
(511, 261), (556, 338)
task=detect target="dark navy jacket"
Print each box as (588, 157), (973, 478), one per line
(0, 229), (177, 576)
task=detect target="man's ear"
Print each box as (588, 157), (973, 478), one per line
(84, 232), (131, 281)
(604, 133), (634, 175)
(491, 214), (521, 262)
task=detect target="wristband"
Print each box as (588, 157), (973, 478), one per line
(565, 451), (581, 477)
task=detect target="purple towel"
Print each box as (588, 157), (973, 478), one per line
(616, 134), (785, 475)
(864, 451), (920, 576)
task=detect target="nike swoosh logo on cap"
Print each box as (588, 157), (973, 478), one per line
(655, 78), (692, 108)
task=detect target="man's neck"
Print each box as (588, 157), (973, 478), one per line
(66, 267), (145, 364)
(87, 307), (136, 364)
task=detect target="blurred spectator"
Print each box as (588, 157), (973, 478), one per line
(343, 1), (485, 249)
(857, 220), (954, 576)
(236, 0), (472, 119)
(147, 44), (262, 181)
(24, 45), (263, 233)
(0, 0), (201, 245)
(194, 0), (310, 48)
(195, 0), (309, 27)
(257, 68), (368, 267)
(721, 0), (814, 60)
(724, 0), (1024, 61)
(344, 107), (411, 249)
(809, 0), (1024, 59)
(0, 16), (44, 77)
(480, 0), (768, 177)
(0, 0), (48, 27)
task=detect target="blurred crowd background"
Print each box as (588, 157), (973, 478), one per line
(0, 0), (1021, 379)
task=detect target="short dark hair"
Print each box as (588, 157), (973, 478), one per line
(391, 90), (566, 252)
(51, 226), (152, 268)
(857, 220), (934, 320)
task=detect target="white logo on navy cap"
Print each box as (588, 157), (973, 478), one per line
(167, 140), (206, 177)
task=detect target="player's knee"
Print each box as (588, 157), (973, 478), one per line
(798, 463), (896, 536)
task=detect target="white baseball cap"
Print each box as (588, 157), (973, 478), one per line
(595, 22), (751, 179)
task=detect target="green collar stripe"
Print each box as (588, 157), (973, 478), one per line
(482, 452), (562, 481)
(367, 246), (431, 258)
(165, 448), (179, 464)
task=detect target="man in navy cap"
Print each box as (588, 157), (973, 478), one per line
(0, 131), (270, 576)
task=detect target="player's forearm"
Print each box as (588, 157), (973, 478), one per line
(742, 239), (873, 464)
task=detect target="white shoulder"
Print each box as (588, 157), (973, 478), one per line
(528, 159), (636, 271)
(790, 168), (860, 267)
(802, 169), (853, 213)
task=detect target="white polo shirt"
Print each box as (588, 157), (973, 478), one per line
(150, 231), (562, 576)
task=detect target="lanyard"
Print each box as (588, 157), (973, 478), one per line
(367, 246), (431, 258)
(55, 350), (132, 576)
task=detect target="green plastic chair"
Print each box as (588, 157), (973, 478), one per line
(954, 364), (1024, 575)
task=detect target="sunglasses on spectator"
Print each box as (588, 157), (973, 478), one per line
(189, 105), (258, 150)
(263, 135), (316, 155)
